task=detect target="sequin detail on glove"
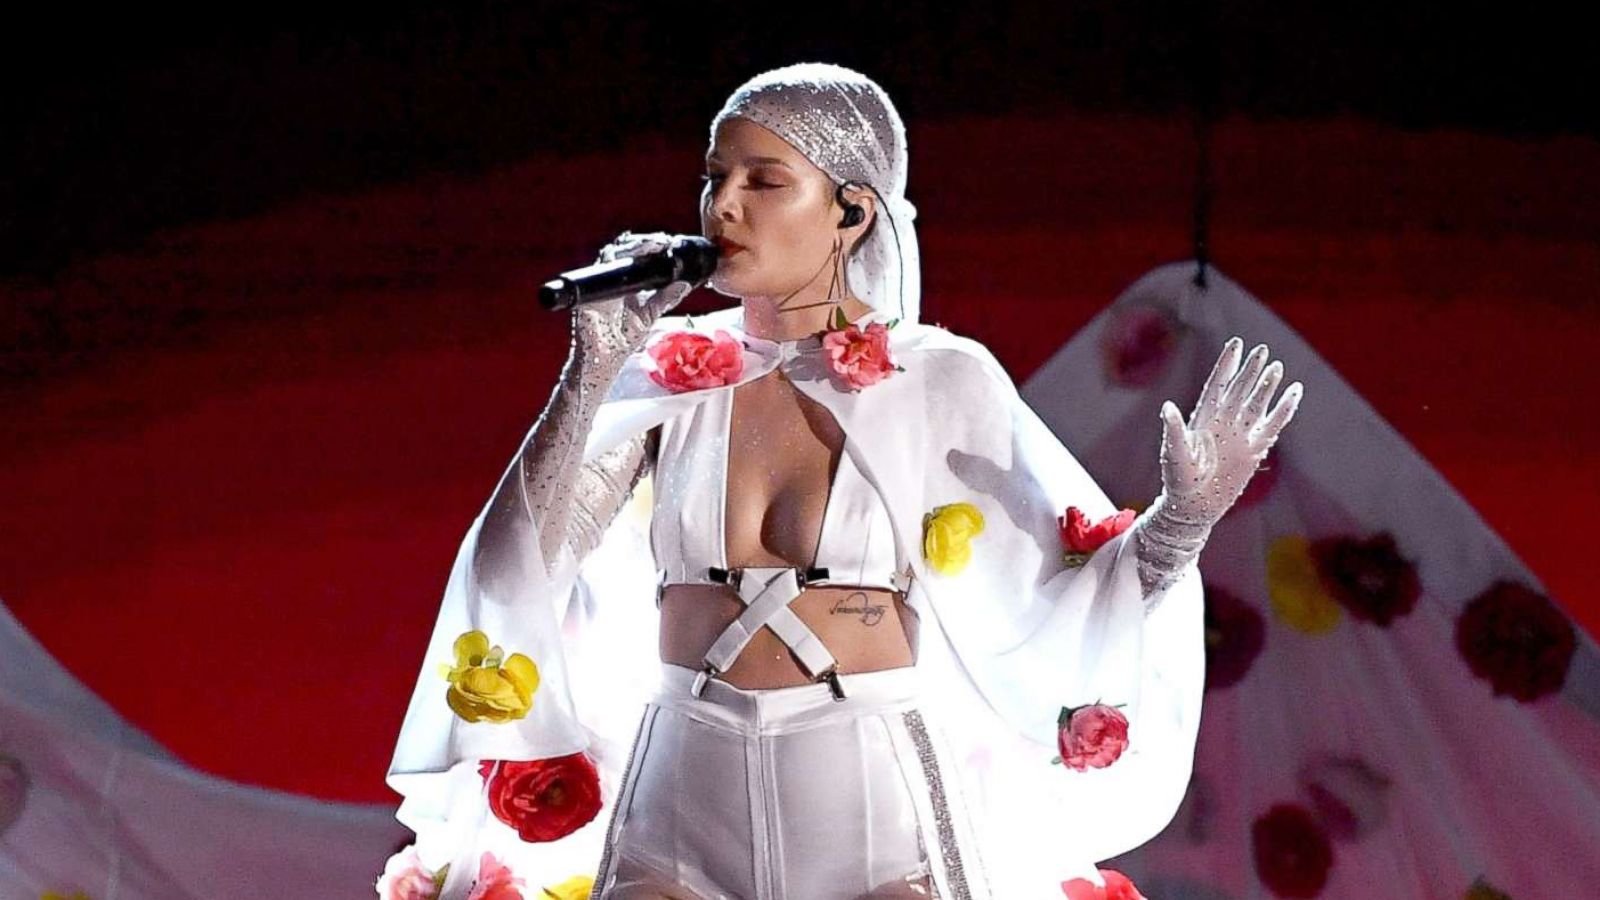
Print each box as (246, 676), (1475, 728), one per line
(1134, 337), (1303, 612)
(518, 231), (692, 569)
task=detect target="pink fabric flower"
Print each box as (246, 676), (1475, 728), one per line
(1061, 868), (1147, 899)
(1059, 506), (1137, 555)
(466, 852), (526, 900)
(376, 847), (441, 900)
(1056, 703), (1130, 770)
(1296, 755), (1394, 841)
(822, 321), (898, 389)
(645, 329), (744, 393)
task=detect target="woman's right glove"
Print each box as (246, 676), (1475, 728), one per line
(479, 231), (697, 576)
(571, 230), (698, 385)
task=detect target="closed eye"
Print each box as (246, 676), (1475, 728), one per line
(700, 174), (781, 190)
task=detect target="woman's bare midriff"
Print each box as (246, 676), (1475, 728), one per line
(659, 583), (918, 688)
(655, 363), (919, 689)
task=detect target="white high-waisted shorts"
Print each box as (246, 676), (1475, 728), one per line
(589, 663), (993, 900)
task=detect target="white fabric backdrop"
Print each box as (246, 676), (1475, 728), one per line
(1022, 261), (1600, 897)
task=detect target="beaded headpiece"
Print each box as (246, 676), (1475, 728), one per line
(710, 62), (922, 324)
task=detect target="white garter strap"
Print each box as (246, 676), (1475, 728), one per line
(695, 566), (845, 701)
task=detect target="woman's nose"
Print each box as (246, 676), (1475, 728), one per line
(708, 183), (739, 221)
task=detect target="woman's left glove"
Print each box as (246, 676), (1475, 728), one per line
(1134, 337), (1304, 606)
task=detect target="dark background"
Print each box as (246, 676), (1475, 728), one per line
(4, 1), (1592, 281)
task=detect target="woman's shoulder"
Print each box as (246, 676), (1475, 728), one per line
(893, 322), (1016, 396)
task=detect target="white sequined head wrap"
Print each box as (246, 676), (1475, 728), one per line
(710, 62), (923, 324)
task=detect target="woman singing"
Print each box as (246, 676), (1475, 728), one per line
(383, 62), (1303, 900)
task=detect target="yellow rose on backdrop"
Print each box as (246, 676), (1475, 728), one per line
(42, 893), (91, 900)
(444, 629), (540, 723)
(1266, 535), (1342, 634)
(922, 502), (985, 575)
(542, 875), (597, 899)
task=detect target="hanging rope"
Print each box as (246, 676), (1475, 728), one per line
(1189, 0), (1220, 291)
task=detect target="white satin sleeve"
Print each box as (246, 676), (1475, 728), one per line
(909, 340), (1206, 871)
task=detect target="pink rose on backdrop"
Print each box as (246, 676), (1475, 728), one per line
(466, 852), (526, 900)
(1295, 756), (1393, 841)
(1061, 868), (1147, 899)
(645, 329), (744, 392)
(822, 320), (900, 389)
(1100, 303), (1180, 387)
(1054, 703), (1129, 770)
(376, 846), (442, 900)
(0, 754), (27, 837)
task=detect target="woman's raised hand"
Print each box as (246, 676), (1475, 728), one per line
(1157, 337), (1304, 526)
(570, 231), (696, 378)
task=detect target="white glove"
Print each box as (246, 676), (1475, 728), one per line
(571, 230), (697, 383)
(1134, 337), (1305, 604)
(489, 232), (698, 570)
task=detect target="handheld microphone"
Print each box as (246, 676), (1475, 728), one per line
(538, 235), (720, 311)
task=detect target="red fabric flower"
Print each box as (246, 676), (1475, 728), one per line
(1455, 579), (1576, 702)
(1056, 703), (1129, 770)
(822, 321), (898, 389)
(1308, 532), (1420, 627)
(1251, 803), (1334, 898)
(645, 329), (744, 392)
(1061, 868), (1147, 899)
(1059, 506), (1137, 556)
(1203, 583), (1266, 692)
(478, 754), (603, 843)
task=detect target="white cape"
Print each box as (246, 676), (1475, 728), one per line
(386, 304), (1205, 897)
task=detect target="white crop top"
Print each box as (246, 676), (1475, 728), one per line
(649, 334), (904, 593)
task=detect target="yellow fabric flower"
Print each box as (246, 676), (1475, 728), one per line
(1266, 535), (1342, 634)
(42, 893), (92, 900)
(922, 502), (985, 575)
(542, 875), (596, 899)
(444, 629), (540, 723)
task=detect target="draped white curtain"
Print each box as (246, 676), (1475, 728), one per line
(0, 597), (410, 900)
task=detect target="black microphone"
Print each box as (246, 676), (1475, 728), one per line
(538, 235), (720, 311)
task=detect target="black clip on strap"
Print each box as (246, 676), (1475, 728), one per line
(706, 566), (831, 587)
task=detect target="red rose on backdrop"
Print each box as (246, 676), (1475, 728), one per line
(822, 320), (900, 390)
(1308, 532), (1421, 627)
(1234, 446), (1282, 509)
(1061, 868), (1147, 899)
(1059, 506), (1137, 562)
(645, 329), (744, 392)
(1454, 579), (1576, 702)
(1055, 703), (1129, 770)
(479, 754), (603, 843)
(1203, 583), (1267, 692)
(1100, 303), (1180, 388)
(1251, 803), (1334, 898)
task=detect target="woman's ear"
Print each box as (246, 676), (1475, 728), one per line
(845, 184), (877, 233)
